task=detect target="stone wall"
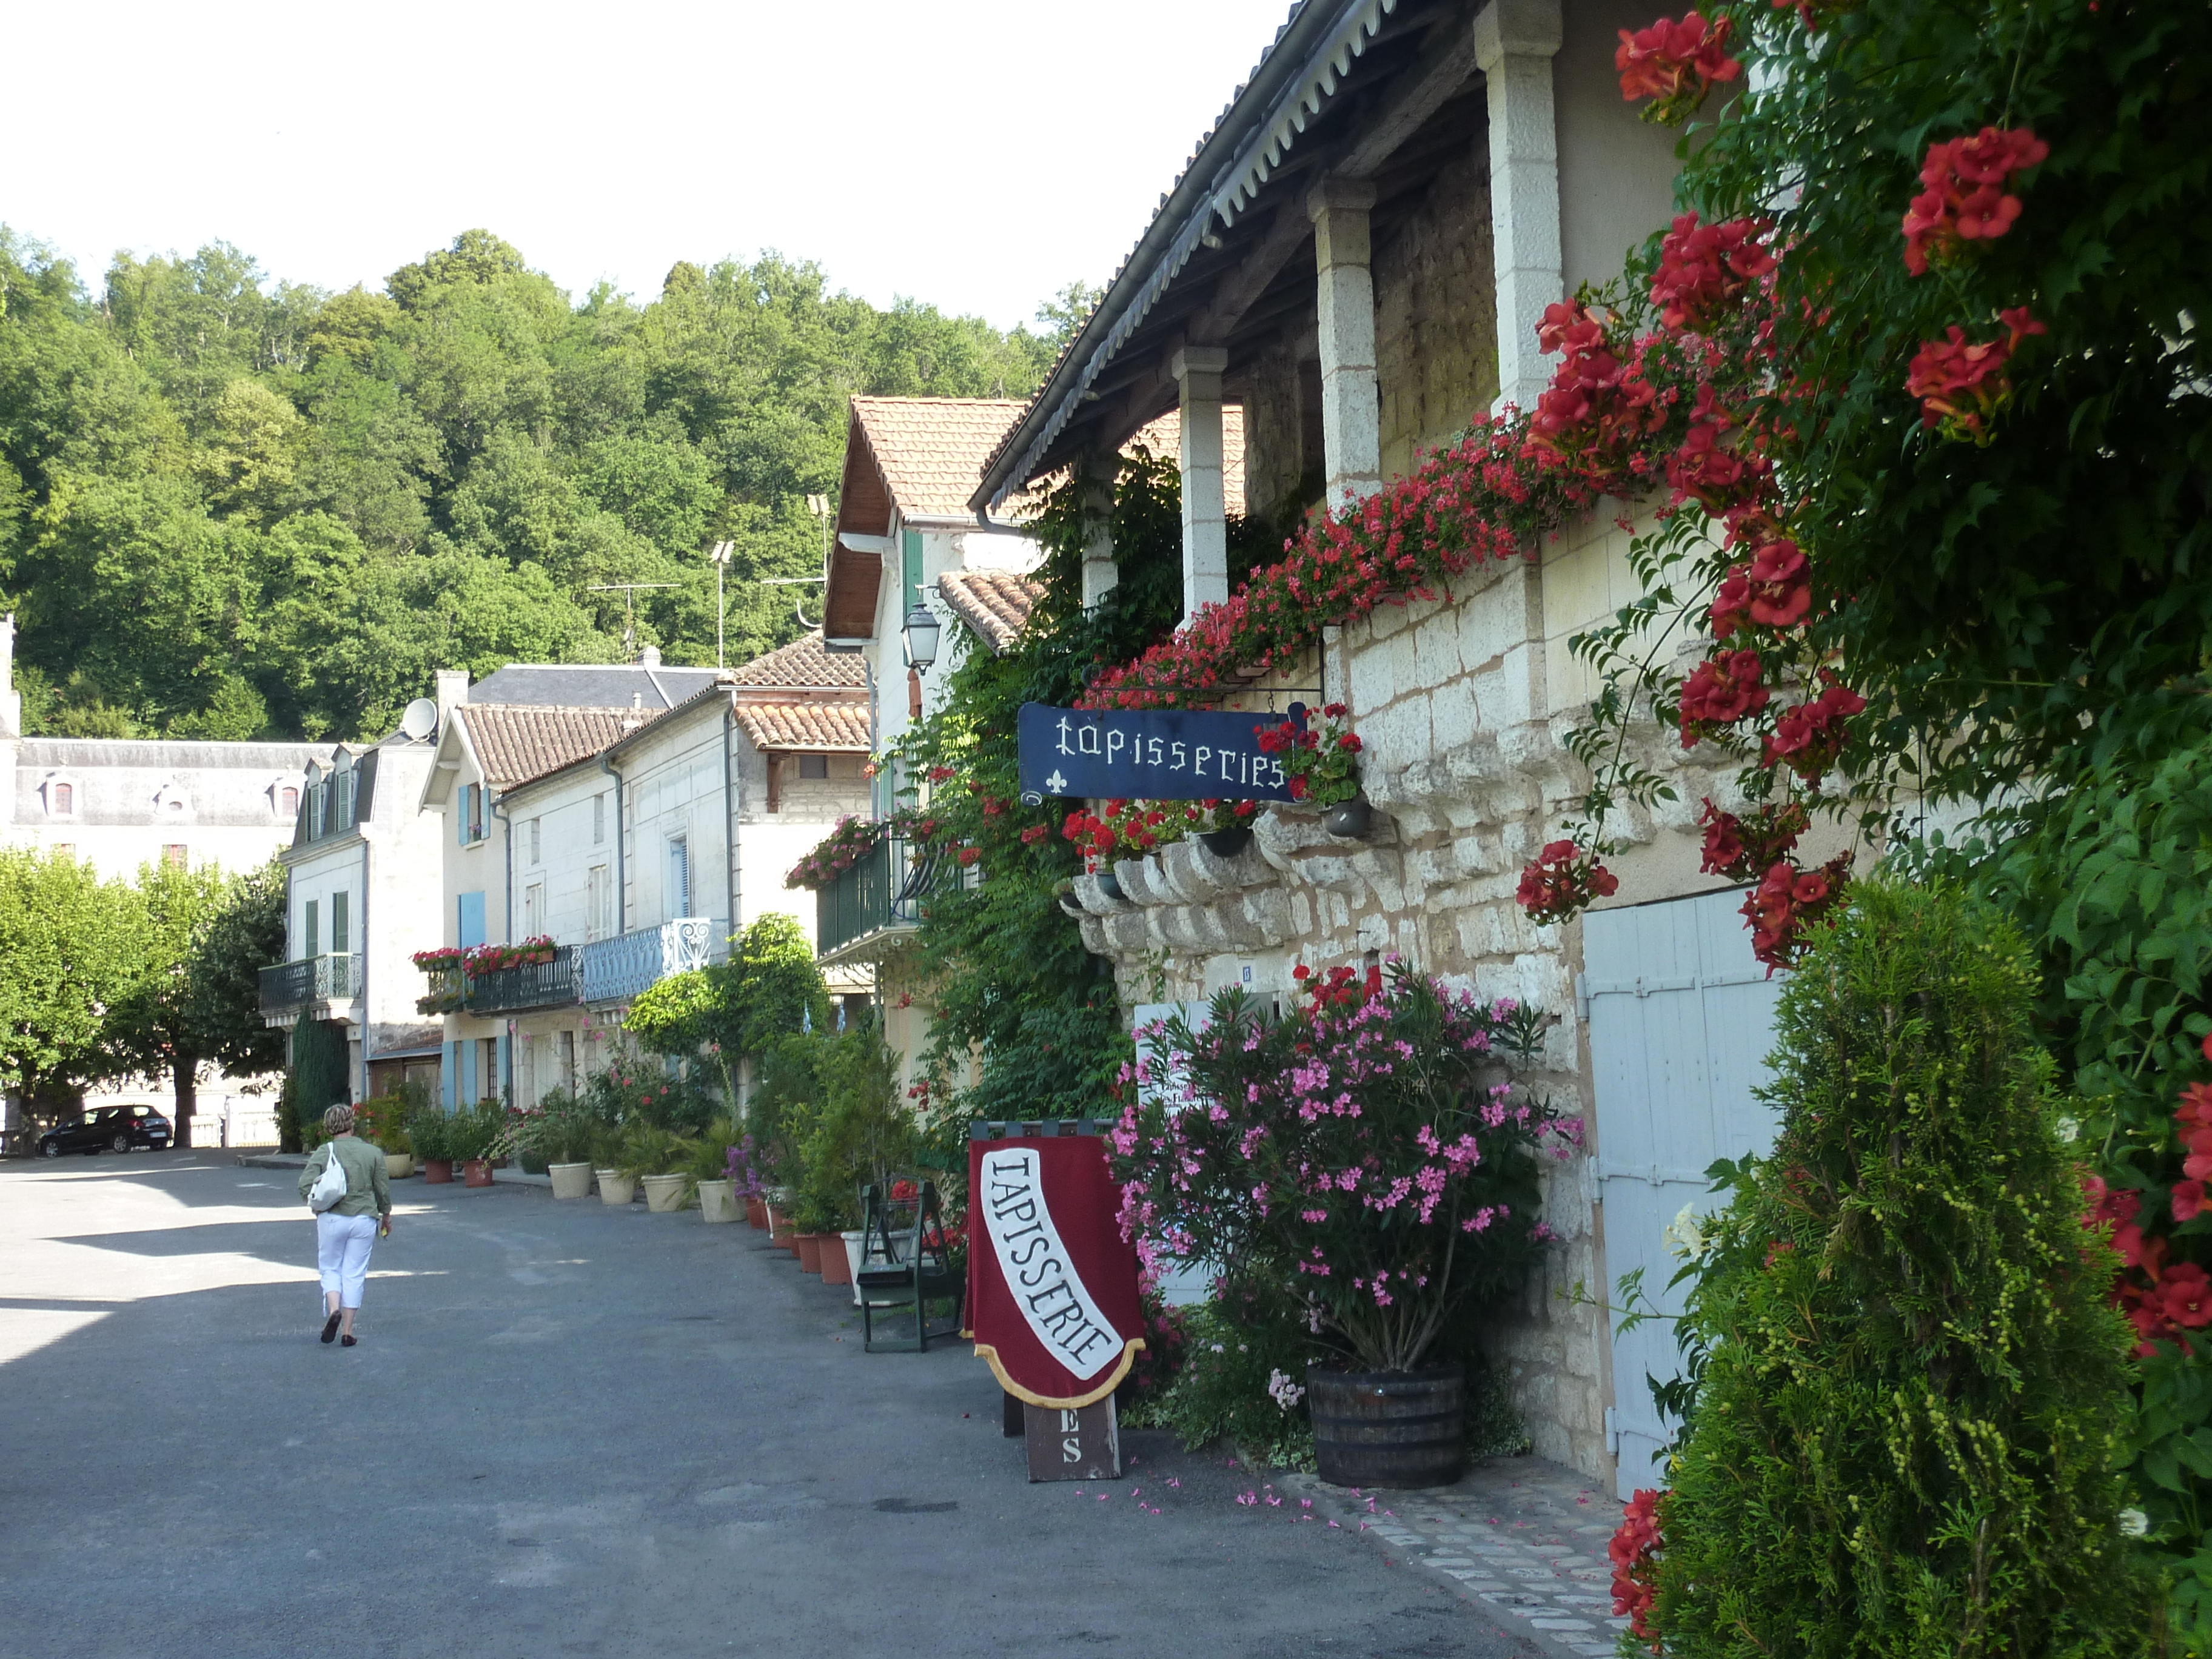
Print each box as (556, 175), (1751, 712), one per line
(1373, 141), (1501, 481)
(1067, 513), (1763, 1482)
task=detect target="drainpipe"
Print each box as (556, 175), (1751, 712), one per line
(598, 755), (626, 934)
(358, 828), (371, 1106)
(490, 793), (514, 1108)
(722, 699), (740, 943)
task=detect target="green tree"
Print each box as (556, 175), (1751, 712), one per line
(0, 849), (144, 1114)
(97, 858), (231, 1145)
(184, 858), (288, 1087)
(1643, 882), (2147, 1657)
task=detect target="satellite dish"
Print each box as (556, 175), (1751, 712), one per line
(399, 699), (438, 741)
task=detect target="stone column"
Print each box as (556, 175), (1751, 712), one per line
(1306, 178), (1383, 509)
(1079, 459), (1118, 611)
(1171, 346), (1230, 622)
(1473, 0), (1564, 417)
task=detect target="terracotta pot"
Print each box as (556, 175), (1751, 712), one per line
(796, 1233), (825, 1273)
(641, 1173), (688, 1214)
(463, 1159), (493, 1187)
(384, 1153), (414, 1180)
(548, 1162), (593, 1200)
(595, 1169), (636, 1206)
(818, 1232), (853, 1285)
(423, 1158), (454, 1185)
(745, 1196), (766, 1229)
(697, 1179), (739, 1224)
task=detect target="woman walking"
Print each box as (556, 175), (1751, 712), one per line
(297, 1104), (392, 1347)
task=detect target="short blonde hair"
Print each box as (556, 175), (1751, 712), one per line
(322, 1104), (355, 1136)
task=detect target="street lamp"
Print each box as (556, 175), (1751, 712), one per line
(903, 603), (940, 675)
(706, 541), (733, 669)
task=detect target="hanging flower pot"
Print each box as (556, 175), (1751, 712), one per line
(1199, 826), (1255, 857)
(1324, 797), (1375, 839)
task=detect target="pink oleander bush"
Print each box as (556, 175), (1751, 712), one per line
(1108, 960), (1579, 1373)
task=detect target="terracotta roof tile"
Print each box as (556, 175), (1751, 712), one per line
(938, 571), (1045, 655)
(1124, 409), (1247, 517)
(850, 397), (1032, 520)
(733, 702), (873, 753)
(726, 631), (866, 689)
(458, 705), (641, 789)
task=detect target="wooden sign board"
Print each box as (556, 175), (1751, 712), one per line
(1022, 1398), (1121, 1482)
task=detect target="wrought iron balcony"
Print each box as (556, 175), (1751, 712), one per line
(578, 917), (720, 1006)
(817, 836), (947, 962)
(258, 954), (361, 1022)
(464, 946), (583, 1014)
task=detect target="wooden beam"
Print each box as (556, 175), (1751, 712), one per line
(1187, 201), (1320, 345)
(1335, 19), (1483, 180)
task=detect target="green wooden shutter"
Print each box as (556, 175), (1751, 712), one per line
(902, 529), (923, 618)
(332, 890), (349, 955)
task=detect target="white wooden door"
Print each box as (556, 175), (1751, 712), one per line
(1584, 888), (1785, 1498)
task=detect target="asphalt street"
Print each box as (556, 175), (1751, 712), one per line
(0, 1150), (1530, 1659)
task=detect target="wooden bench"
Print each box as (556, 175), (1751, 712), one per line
(854, 1180), (965, 1353)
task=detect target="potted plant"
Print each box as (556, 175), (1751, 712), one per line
(450, 1101), (500, 1187)
(690, 1119), (742, 1223)
(356, 1091), (416, 1179)
(407, 1099), (454, 1184)
(545, 1098), (598, 1200)
(592, 1123), (635, 1206)
(1196, 797), (1261, 857)
(1257, 703), (1371, 836)
(620, 1125), (697, 1213)
(1111, 962), (1569, 1488)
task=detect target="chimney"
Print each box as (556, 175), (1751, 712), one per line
(637, 645), (662, 668)
(435, 669), (469, 720)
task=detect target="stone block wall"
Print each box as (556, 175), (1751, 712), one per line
(1068, 515), (1756, 1483)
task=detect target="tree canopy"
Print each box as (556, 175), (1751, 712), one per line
(0, 228), (1066, 741)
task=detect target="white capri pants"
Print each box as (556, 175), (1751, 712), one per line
(316, 1212), (378, 1310)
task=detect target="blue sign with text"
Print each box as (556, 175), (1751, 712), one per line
(1017, 702), (1301, 803)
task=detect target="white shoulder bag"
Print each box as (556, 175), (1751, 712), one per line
(308, 1143), (350, 1214)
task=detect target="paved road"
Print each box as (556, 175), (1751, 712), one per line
(0, 1150), (1528, 1659)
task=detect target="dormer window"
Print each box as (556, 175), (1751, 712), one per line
(280, 785), (299, 819)
(46, 780), (73, 817)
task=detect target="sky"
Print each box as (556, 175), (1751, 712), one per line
(5, 0), (1304, 333)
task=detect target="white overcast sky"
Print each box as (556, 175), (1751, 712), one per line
(6, 0), (1301, 332)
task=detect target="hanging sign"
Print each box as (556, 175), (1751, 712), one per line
(1016, 702), (1301, 803)
(966, 1133), (1144, 1407)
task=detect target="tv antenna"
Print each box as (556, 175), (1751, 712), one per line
(585, 582), (677, 657)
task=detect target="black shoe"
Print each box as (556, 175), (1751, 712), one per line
(321, 1312), (341, 1344)
(341, 1334), (357, 1347)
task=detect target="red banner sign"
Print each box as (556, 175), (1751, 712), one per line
(966, 1134), (1144, 1408)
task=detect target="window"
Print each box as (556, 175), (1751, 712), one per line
(586, 865), (611, 941)
(667, 836), (690, 919)
(460, 783), (486, 845)
(558, 1028), (577, 1091)
(331, 891), (349, 956)
(523, 882), (545, 936)
(304, 899), (320, 959)
(592, 794), (606, 846)
(798, 753), (829, 780)
(50, 781), (73, 816)
(529, 817), (541, 865)
(280, 785), (298, 818)
(478, 1037), (500, 1105)
(163, 843), (187, 868)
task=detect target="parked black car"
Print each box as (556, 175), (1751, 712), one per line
(38, 1105), (172, 1158)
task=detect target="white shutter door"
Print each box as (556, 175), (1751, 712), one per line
(1585, 888), (1785, 1498)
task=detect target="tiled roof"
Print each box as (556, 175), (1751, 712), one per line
(850, 398), (1030, 520)
(726, 631), (867, 689)
(466, 662), (720, 709)
(938, 571), (1045, 655)
(733, 702), (873, 753)
(457, 705), (640, 789)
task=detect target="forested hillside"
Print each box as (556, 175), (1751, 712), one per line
(0, 227), (1074, 741)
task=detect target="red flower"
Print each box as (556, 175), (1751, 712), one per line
(1648, 213), (1775, 330)
(2175, 1181), (2207, 1224)
(1517, 839), (1620, 925)
(1906, 308), (2046, 443)
(1615, 12), (1740, 119)
(2177, 1082), (2212, 1131)
(1901, 127), (2050, 275)
(1762, 678), (1866, 782)
(1019, 825), (1047, 846)
(1609, 1488), (1663, 1641)
(1678, 649), (1770, 743)
(2162, 1262), (2212, 1329)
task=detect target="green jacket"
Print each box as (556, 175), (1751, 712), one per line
(298, 1136), (391, 1219)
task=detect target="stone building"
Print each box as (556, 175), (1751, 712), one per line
(967, 0), (1815, 1494)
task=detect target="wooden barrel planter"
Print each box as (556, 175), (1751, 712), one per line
(1306, 1362), (1465, 1489)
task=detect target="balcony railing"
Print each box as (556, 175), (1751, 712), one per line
(578, 917), (721, 1007)
(258, 953), (361, 1016)
(464, 946), (583, 1014)
(817, 836), (945, 960)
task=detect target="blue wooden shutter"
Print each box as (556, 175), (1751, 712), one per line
(458, 891), (486, 949)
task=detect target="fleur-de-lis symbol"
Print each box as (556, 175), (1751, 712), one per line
(1045, 769), (1068, 793)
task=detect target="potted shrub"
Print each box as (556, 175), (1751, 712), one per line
(449, 1101), (501, 1187)
(407, 1099), (454, 1184)
(592, 1123), (637, 1207)
(619, 1125), (697, 1213)
(1256, 704), (1372, 836)
(356, 1090), (418, 1179)
(690, 1119), (742, 1223)
(1111, 962), (1568, 1487)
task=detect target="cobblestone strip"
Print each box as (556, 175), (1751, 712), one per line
(1285, 1456), (1630, 1659)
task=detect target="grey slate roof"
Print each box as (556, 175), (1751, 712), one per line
(466, 662), (722, 711)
